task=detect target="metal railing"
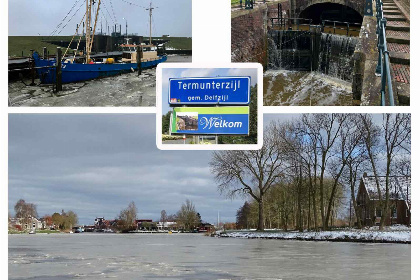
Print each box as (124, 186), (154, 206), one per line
(270, 17), (361, 37)
(375, 0), (395, 106)
(321, 20), (362, 36)
(270, 17), (314, 31)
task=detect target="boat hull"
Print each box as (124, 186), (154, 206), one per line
(33, 52), (167, 84)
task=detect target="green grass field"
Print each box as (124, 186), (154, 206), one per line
(9, 36), (192, 57)
(8, 36), (73, 57)
(152, 36), (192, 50)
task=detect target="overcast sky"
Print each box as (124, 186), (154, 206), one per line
(8, 113), (392, 225)
(9, 0), (192, 37)
(8, 114), (244, 225)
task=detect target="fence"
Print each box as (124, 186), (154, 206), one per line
(375, 0), (395, 106)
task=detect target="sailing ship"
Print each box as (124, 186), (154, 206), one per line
(33, 0), (167, 84)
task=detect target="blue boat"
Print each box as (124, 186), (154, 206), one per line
(32, 52), (167, 84)
(32, 0), (168, 84)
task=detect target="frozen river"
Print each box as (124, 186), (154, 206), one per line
(9, 233), (410, 279)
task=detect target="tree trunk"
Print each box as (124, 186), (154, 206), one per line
(320, 152), (327, 230)
(349, 169), (362, 228)
(257, 199), (264, 231)
(380, 158), (392, 229)
(297, 166), (303, 232)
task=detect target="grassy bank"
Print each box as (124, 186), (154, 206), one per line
(8, 36), (74, 57)
(9, 36), (192, 57)
(153, 36), (192, 50)
(9, 229), (62, 234)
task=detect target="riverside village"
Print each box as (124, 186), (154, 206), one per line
(8, 113), (411, 279)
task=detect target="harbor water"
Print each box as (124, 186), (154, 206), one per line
(9, 233), (410, 279)
(8, 55), (191, 107)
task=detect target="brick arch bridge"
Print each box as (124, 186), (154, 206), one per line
(290, 0), (366, 18)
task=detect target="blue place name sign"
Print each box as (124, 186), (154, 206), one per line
(169, 76), (251, 105)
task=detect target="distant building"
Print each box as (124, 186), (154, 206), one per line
(94, 217), (116, 231)
(136, 219), (156, 230)
(356, 174), (411, 226)
(198, 223), (214, 232)
(9, 217), (43, 231)
(157, 221), (178, 231)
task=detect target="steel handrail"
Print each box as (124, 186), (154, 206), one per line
(375, 0), (395, 106)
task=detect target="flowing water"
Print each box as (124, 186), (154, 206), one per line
(9, 233), (410, 279)
(266, 30), (357, 105)
(317, 34), (357, 82)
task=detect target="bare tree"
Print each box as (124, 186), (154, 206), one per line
(160, 210), (167, 225)
(325, 115), (363, 228)
(14, 199), (38, 230)
(380, 113), (411, 228)
(210, 123), (287, 231)
(176, 199), (199, 232)
(358, 114), (384, 228)
(358, 113), (411, 229)
(117, 201), (138, 232)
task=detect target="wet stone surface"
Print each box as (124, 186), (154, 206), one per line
(263, 70), (353, 106)
(8, 55), (191, 107)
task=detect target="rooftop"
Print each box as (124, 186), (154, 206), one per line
(362, 175), (411, 208)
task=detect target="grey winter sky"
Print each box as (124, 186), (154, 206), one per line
(9, 114), (242, 225)
(8, 114), (391, 225)
(9, 0), (192, 37)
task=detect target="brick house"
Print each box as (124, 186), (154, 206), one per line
(356, 174), (411, 227)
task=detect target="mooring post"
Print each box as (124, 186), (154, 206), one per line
(56, 47), (62, 93)
(137, 45), (143, 76)
(43, 47), (47, 59)
(29, 49), (35, 86)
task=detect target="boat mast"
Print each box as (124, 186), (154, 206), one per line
(85, 0), (92, 63)
(89, 0), (102, 54)
(146, 1), (156, 46)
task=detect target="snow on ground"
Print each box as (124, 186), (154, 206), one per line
(217, 225), (411, 243)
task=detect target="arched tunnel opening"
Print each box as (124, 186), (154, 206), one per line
(299, 3), (363, 25)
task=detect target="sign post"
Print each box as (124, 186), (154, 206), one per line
(168, 76), (252, 142)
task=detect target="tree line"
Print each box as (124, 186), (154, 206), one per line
(211, 114), (410, 231)
(115, 199), (203, 232)
(12, 199), (79, 231)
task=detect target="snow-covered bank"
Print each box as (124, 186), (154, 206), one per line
(217, 226), (411, 244)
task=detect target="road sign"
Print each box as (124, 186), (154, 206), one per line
(169, 76), (250, 105)
(171, 107), (249, 135)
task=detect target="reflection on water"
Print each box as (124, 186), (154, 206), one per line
(263, 70), (353, 106)
(9, 233), (410, 280)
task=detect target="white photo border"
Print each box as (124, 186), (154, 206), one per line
(156, 63), (263, 150)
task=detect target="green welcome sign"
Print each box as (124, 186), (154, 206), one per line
(171, 107), (249, 135)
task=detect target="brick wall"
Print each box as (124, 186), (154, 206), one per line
(292, 0), (365, 17)
(231, 1), (290, 65)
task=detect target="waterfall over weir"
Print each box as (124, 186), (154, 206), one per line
(268, 30), (358, 82)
